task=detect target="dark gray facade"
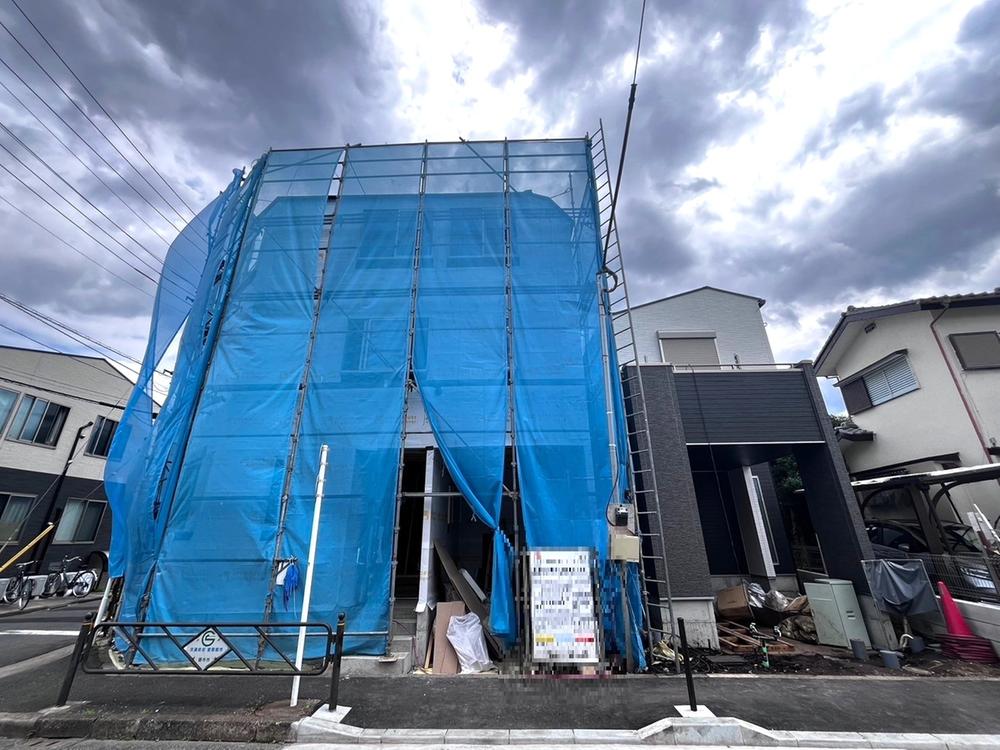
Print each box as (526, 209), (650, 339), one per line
(633, 363), (877, 598)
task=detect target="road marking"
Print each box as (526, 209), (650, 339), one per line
(0, 629), (78, 636)
(0, 643), (74, 680)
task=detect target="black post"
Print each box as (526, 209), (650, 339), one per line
(56, 611), (95, 706)
(678, 617), (696, 711)
(328, 613), (346, 710)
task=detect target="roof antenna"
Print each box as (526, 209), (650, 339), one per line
(602, 0), (647, 266)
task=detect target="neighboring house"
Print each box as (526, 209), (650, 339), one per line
(630, 285), (774, 367)
(815, 291), (1000, 522)
(628, 287), (891, 649)
(0, 345), (133, 576)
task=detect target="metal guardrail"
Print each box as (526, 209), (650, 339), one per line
(58, 612), (350, 707)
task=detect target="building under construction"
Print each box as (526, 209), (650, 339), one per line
(106, 134), (666, 669)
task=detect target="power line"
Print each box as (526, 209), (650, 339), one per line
(0, 75), (181, 251)
(0, 51), (186, 233)
(10, 0), (199, 219)
(0, 192), (155, 299)
(0, 15), (193, 226)
(0, 133), (192, 294)
(0, 155), (193, 304)
(0, 119), (167, 267)
(0, 293), (173, 390)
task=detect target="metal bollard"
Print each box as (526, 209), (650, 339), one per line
(678, 617), (697, 712)
(328, 613), (346, 710)
(57, 611), (95, 706)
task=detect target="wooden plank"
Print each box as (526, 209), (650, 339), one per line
(432, 601), (465, 676)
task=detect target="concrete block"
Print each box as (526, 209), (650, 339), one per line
(358, 728), (386, 744)
(508, 728), (576, 744)
(381, 728), (448, 744)
(860, 732), (946, 749)
(791, 730), (872, 747)
(295, 717), (363, 743)
(669, 717), (744, 746)
(573, 728), (641, 744)
(934, 734), (1000, 749)
(445, 728), (510, 744)
(636, 717), (675, 744)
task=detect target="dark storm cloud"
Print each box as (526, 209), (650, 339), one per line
(0, 0), (401, 355)
(476, 0), (811, 301)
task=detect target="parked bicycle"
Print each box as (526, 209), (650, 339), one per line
(40, 556), (97, 599)
(2, 561), (36, 610)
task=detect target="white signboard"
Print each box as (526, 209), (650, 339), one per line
(183, 628), (231, 670)
(528, 548), (600, 663)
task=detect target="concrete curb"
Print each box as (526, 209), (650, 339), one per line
(291, 711), (1000, 748)
(0, 710), (294, 743)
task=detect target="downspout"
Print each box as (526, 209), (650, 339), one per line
(33, 420), (92, 573)
(929, 304), (994, 464)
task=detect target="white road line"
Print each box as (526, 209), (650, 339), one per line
(0, 629), (78, 636)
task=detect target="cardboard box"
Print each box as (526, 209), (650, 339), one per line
(716, 584), (752, 621)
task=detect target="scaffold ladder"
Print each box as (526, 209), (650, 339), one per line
(590, 121), (678, 660)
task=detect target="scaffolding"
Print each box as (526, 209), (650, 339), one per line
(105, 136), (672, 667)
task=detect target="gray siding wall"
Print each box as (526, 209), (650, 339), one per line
(674, 370), (823, 444)
(628, 366), (713, 599)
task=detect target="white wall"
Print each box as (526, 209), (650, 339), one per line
(0, 348), (132, 481)
(629, 288), (775, 366)
(830, 308), (1000, 518)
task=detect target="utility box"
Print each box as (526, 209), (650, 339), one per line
(804, 578), (871, 649)
(610, 533), (641, 562)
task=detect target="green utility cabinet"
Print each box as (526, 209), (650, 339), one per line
(804, 578), (871, 649)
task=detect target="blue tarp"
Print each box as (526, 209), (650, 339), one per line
(109, 139), (643, 660)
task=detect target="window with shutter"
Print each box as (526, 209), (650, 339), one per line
(659, 336), (720, 365)
(840, 378), (872, 413)
(950, 331), (1000, 370)
(863, 355), (918, 405)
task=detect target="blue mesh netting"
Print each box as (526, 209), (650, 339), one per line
(414, 143), (515, 644)
(108, 139), (642, 662)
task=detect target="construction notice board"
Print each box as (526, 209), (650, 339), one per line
(528, 548), (600, 663)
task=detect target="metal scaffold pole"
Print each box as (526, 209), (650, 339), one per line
(259, 148), (349, 659)
(501, 138), (525, 670)
(387, 141), (430, 656)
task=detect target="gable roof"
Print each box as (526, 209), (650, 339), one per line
(630, 285), (766, 310)
(814, 289), (1000, 375)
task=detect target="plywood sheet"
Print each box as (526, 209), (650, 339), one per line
(432, 600), (465, 675)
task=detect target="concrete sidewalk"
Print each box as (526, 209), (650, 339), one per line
(2, 654), (999, 744)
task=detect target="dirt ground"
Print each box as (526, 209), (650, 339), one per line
(671, 640), (1000, 677)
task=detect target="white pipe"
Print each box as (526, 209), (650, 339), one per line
(290, 443), (328, 708)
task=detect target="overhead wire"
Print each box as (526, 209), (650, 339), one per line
(0, 295), (173, 396)
(11, 0), (200, 220)
(0, 192), (155, 298)
(0, 51), (186, 233)
(0, 15), (193, 226)
(0, 75), (184, 252)
(0, 132), (196, 297)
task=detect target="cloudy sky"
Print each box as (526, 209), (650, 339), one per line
(0, 0), (997, 411)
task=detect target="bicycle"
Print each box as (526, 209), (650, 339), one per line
(2, 561), (36, 610)
(40, 555), (97, 599)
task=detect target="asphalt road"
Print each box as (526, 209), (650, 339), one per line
(0, 594), (93, 667)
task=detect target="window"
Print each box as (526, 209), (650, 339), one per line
(53, 498), (106, 544)
(751, 475), (780, 566)
(0, 388), (18, 433)
(0, 493), (33, 541)
(840, 354), (918, 412)
(950, 331), (1000, 370)
(659, 335), (720, 365)
(6, 395), (68, 446)
(85, 416), (118, 458)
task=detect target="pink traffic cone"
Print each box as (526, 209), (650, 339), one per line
(938, 581), (974, 637)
